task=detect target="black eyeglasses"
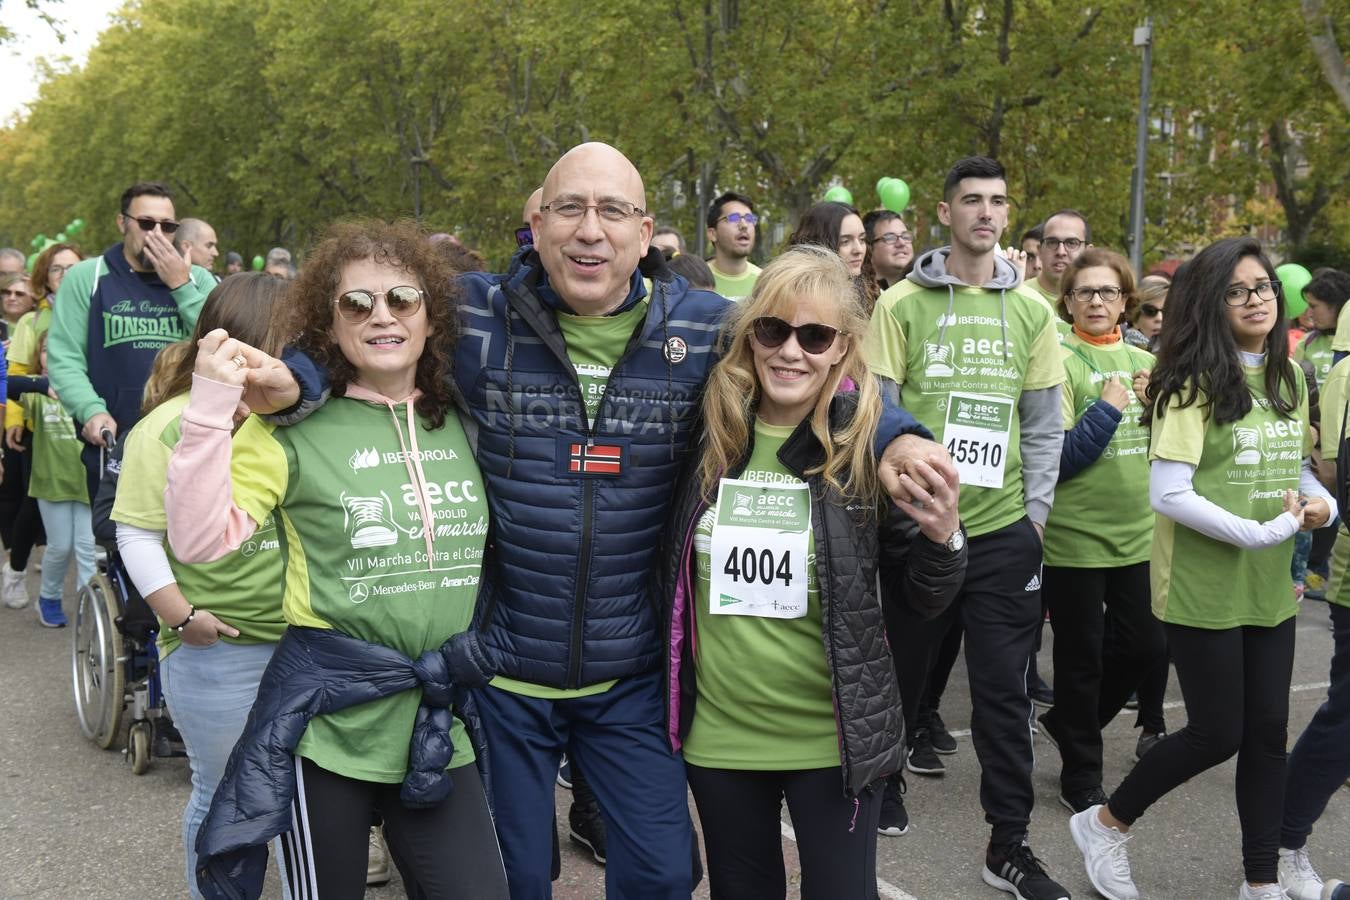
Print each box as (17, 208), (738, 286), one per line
(1041, 237), (1084, 252)
(751, 317), (843, 354)
(123, 215), (181, 235)
(515, 226), (534, 248)
(1224, 280), (1280, 307)
(1140, 303), (1164, 317)
(870, 232), (914, 245)
(718, 212), (759, 226)
(335, 285), (425, 323)
(1070, 286), (1123, 304)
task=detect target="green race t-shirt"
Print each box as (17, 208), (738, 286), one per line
(866, 280), (1065, 536)
(488, 304), (645, 700)
(23, 392), (87, 502)
(1042, 335), (1155, 567)
(684, 419), (837, 770)
(1028, 279), (1072, 341)
(111, 393), (286, 658)
(229, 396), (488, 782)
(1150, 365), (1310, 628)
(1294, 331), (1334, 389)
(1316, 358), (1350, 610)
(9, 307), (52, 371)
(709, 262), (761, 302)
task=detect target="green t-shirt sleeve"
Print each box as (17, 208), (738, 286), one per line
(46, 259), (104, 423)
(1321, 364), (1350, 461)
(865, 293), (908, 385)
(230, 417), (289, 526)
(1150, 393), (1207, 466)
(111, 420), (174, 531)
(174, 266), (215, 330)
(1023, 312), (1066, 391)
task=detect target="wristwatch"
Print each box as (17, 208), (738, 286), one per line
(943, 529), (966, 553)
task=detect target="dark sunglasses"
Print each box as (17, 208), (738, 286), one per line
(335, 285), (425, 323)
(751, 316), (842, 354)
(515, 226), (534, 248)
(124, 215), (180, 235)
(1140, 303), (1163, 317)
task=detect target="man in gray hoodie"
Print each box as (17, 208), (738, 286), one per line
(867, 156), (1069, 900)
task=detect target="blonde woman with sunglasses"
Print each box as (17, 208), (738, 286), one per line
(654, 245), (967, 899)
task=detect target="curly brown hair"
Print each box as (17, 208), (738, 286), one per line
(273, 220), (461, 429)
(30, 242), (84, 299)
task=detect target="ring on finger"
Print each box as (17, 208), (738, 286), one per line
(231, 354), (247, 369)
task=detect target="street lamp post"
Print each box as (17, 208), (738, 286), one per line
(1129, 18), (1154, 275)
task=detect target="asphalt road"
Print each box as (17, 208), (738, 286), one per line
(2, 561), (1346, 899)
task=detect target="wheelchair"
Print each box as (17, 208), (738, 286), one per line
(69, 430), (184, 773)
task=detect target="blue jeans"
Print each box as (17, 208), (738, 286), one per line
(160, 640), (278, 899)
(1281, 603), (1350, 850)
(34, 499), (94, 601)
(476, 671), (693, 900)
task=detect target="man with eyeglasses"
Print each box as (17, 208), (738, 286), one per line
(705, 191), (760, 301)
(264, 142), (940, 898)
(47, 180), (216, 501)
(1030, 210), (1092, 339)
(868, 156), (1070, 900)
(864, 209), (916, 289)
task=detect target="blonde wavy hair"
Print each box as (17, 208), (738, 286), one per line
(699, 244), (882, 502)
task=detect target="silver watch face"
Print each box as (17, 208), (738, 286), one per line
(946, 530), (966, 552)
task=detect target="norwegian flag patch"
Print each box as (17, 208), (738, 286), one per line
(556, 434), (629, 478)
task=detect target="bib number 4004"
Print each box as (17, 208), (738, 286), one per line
(946, 437), (1003, 468)
(723, 546), (793, 587)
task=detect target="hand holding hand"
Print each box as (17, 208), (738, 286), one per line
(880, 434), (958, 506)
(1283, 490), (1308, 529)
(1101, 376), (1130, 412)
(1300, 495), (1330, 531)
(893, 459), (961, 544)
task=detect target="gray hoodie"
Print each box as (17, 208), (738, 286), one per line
(906, 247), (1063, 529)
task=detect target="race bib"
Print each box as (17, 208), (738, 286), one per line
(707, 479), (810, 619)
(944, 391), (1013, 489)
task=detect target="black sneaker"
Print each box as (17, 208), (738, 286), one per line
(982, 840), (1071, 900)
(877, 773), (910, 836)
(1123, 691), (1139, 710)
(1058, 785), (1108, 814)
(568, 798), (607, 865)
(928, 709), (958, 754)
(905, 729), (945, 776)
(1027, 675), (1055, 709)
(1036, 711), (1061, 752)
(1134, 730), (1165, 762)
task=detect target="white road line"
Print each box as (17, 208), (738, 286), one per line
(946, 680), (1333, 738)
(779, 818), (920, 900)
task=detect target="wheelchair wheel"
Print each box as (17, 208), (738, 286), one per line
(70, 574), (125, 749)
(128, 721), (152, 775)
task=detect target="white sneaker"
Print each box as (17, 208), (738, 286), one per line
(2, 562), (29, 609)
(1070, 805), (1140, 900)
(366, 827), (390, 886)
(1280, 848), (1325, 900)
(1238, 881), (1291, 899)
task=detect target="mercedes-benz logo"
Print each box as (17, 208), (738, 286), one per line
(349, 583), (370, 604)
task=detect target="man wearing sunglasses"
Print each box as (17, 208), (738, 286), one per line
(705, 191), (760, 301)
(47, 180), (217, 501)
(868, 156), (1070, 900)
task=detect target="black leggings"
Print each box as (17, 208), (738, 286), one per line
(2, 442), (45, 570)
(1107, 618), (1295, 884)
(685, 764), (881, 900)
(283, 757), (508, 900)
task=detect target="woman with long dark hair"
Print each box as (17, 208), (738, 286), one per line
(788, 202), (877, 308)
(1069, 237), (1336, 900)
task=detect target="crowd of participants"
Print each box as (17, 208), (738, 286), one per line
(0, 144), (1347, 900)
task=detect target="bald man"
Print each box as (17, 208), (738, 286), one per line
(517, 187), (543, 249)
(173, 218), (221, 276)
(269, 142), (938, 899)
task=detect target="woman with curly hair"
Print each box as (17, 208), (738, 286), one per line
(164, 220), (506, 899)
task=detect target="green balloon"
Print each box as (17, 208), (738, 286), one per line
(1277, 263), (1312, 318)
(878, 178), (910, 213)
(26, 252), (37, 270)
(68, 218), (85, 234)
(252, 255), (265, 271)
(31, 233), (46, 249)
(823, 185), (854, 205)
(55, 233), (67, 242)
